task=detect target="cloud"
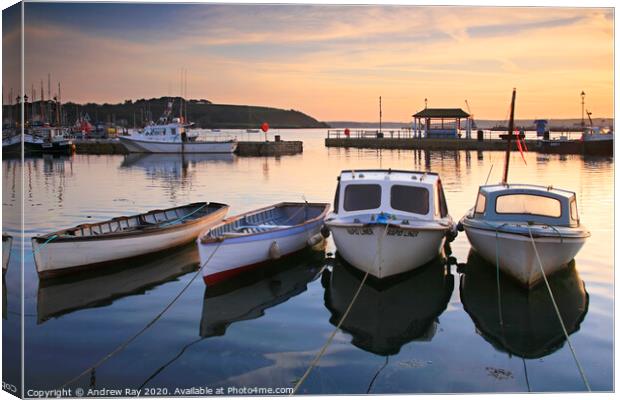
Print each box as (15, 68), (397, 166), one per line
(13, 4), (614, 120)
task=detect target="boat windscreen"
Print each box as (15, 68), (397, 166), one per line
(495, 194), (562, 218)
(390, 185), (429, 215)
(344, 184), (381, 212)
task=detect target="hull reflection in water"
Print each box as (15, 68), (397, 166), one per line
(200, 251), (324, 338)
(460, 250), (588, 359)
(37, 244), (200, 324)
(322, 257), (454, 356)
(121, 153), (235, 173)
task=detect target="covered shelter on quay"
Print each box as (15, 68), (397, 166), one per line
(412, 108), (472, 139)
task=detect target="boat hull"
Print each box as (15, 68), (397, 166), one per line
(2, 235), (12, 272)
(463, 225), (587, 287)
(33, 207), (228, 278)
(583, 138), (613, 156)
(119, 136), (237, 154)
(199, 219), (324, 285)
(327, 223), (447, 279)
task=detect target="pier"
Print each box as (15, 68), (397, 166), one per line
(324, 129), (592, 155)
(73, 139), (303, 156)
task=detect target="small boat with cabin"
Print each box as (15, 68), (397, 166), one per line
(119, 100), (237, 154)
(324, 169), (457, 279)
(32, 202), (229, 278)
(459, 184), (590, 287)
(198, 202), (330, 285)
(459, 89), (590, 288)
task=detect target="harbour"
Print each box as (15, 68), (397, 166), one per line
(2, 128), (613, 393)
(1, 2), (614, 397)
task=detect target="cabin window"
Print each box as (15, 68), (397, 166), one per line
(495, 194), (561, 218)
(171, 128), (176, 135)
(390, 185), (429, 214)
(343, 184), (381, 211)
(474, 193), (486, 214)
(570, 199), (579, 222)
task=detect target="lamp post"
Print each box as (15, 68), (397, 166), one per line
(580, 91), (586, 129)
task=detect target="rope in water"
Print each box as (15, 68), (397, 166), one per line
(292, 222), (391, 394)
(58, 240), (224, 390)
(526, 226), (591, 391)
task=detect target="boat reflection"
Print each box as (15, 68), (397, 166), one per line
(459, 250), (588, 359)
(322, 257), (454, 356)
(120, 153), (236, 178)
(37, 244), (200, 324)
(200, 251), (324, 338)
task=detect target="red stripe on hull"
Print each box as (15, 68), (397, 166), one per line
(203, 248), (305, 286)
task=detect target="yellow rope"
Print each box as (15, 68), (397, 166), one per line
(292, 222), (391, 394)
(526, 226), (591, 391)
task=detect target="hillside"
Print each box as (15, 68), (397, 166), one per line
(5, 97), (329, 129)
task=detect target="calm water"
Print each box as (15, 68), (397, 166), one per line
(2, 129), (614, 394)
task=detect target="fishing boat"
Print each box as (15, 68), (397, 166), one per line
(460, 250), (588, 359)
(582, 126), (613, 156)
(198, 202), (330, 285)
(322, 257), (453, 355)
(32, 202), (229, 278)
(119, 100), (237, 154)
(459, 89), (590, 288)
(324, 169), (456, 279)
(2, 234), (12, 272)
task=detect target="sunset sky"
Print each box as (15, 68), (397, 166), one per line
(3, 2), (614, 121)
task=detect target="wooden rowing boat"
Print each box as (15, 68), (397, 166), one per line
(32, 202), (228, 278)
(198, 202), (330, 285)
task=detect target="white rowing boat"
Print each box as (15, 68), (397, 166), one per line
(32, 202), (229, 278)
(198, 202), (330, 285)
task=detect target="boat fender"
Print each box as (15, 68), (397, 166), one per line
(269, 241), (281, 260)
(320, 225), (331, 238)
(307, 233), (324, 247)
(456, 222), (464, 232)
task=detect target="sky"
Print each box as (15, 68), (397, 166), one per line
(2, 2), (614, 121)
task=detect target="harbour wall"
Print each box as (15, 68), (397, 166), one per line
(73, 139), (303, 156)
(324, 137), (579, 153)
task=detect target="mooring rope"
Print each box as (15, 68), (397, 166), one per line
(526, 226), (591, 391)
(58, 240), (224, 390)
(160, 203), (208, 227)
(32, 234), (58, 256)
(292, 222), (391, 394)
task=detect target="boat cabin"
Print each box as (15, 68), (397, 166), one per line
(142, 122), (187, 137)
(332, 169), (449, 220)
(471, 184), (580, 227)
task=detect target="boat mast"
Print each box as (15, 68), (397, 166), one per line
(501, 88), (517, 184)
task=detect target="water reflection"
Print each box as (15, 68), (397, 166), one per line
(322, 258), (454, 356)
(120, 153), (236, 180)
(200, 251), (324, 338)
(460, 251), (588, 359)
(37, 244), (199, 324)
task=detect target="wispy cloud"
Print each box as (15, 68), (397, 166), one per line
(9, 4), (613, 121)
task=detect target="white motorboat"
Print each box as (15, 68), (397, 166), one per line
(198, 202), (330, 285)
(120, 121), (237, 154)
(459, 184), (590, 288)
(325, 169), (457, 279)
(582, 126), (613, 156)
(32, 202), (229, 278)
(460, 89), (590, 288)
(119, 99), (237, 154)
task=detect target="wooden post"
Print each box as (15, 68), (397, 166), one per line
(502, 89), (517, 184)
